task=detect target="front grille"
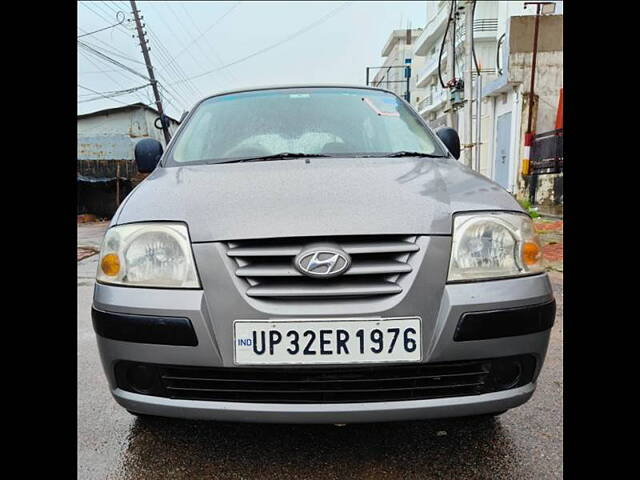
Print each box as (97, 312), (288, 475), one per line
(115, 356), (536, 404)
(225, 235), (420, 299)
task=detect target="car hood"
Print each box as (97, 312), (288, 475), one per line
(115, 157), (523, 242)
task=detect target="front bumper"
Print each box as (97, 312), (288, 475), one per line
(93, 273), (554, 423)
(112, 383), (536, 423)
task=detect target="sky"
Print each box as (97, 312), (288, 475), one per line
(77, 1), (428, 119)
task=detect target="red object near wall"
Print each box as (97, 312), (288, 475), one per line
(555, 88), (563, 130)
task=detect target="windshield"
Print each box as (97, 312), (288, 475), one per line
(168, 87), (447, 165)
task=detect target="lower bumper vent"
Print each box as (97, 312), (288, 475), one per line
(115, 355), (536, 404)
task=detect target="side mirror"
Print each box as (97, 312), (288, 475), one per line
(435, 127), (461, 160)
(134, 138), (163, 173)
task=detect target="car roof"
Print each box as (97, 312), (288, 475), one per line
(194, 84), (398, 105)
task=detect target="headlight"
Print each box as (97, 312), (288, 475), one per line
(447, 212), (544, 282)
(96, 222), (200, 288)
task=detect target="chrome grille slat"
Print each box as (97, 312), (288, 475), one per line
(246, 280), (403, 298)
(226, 235), (420, 299)
(236, 260), (412, 277)
(227, 241), (419, 257)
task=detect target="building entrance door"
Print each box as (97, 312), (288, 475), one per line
(494, 112), (512, 189)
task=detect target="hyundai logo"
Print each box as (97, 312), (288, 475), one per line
(294, 246), (351, 278)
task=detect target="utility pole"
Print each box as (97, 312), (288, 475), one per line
(129, 0), (171, 145)
(523, 1), (554, 202)
(445, 13), (457, 131)
(462, 1), (474, 168)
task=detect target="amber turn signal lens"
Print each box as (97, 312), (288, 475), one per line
(101, 253), (120, 276)
(522, 242), (541, 266)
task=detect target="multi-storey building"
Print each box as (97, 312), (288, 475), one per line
(411, 1), (563, 208)
(370, 29), (426, 109)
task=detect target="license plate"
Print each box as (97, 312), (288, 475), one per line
(233, 317), (422, 365)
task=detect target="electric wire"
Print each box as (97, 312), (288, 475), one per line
(170, 2), (352, 87)
(148, 5), (207, 95)
(163, 2), (230, 88)
(78, 40), (150, 81)
(496, 33), (505, 75)
(78, 35), (146, 65)
(452, 1), (457, 83)
(78, 24), (189, 112)
(146, 28), (202, 99)
(170, 2), (240, 65)
(78, 84), (131, 105)
(80, 2), (131, 38)
(471, 0), (481, 75)
(438, 0), (456, 88)
(177, 2), (238, 84)
(78, 83), (151, 103)
(78, 49), (149, 106)
(79, 2), (186, 115)
(77, 12), (125, 38)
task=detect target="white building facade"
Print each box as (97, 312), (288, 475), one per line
(370, 29), (427, 110)
(411, 1), (563, 207)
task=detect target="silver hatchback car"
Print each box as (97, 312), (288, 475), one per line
(92, 85), (555, 423)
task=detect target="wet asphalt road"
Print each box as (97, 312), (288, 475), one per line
(78, 226), (562, 480)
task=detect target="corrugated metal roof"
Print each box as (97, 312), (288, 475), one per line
(77, 102), (179, 124)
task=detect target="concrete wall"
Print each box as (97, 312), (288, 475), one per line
(507, 15), (563, 206)
(509, 15), (563, 54)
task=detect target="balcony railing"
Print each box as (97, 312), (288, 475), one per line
(417, 95), (433, 112)
(418, 89), (447, 114)
(474, 18), (499, 32)
(455, 18), (498, 44)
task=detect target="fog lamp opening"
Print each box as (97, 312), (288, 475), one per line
(492, 360), (522, 390)
(126, 364), (158, 394)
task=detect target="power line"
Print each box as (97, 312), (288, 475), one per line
(147, 6), (206, 96)
(164, 2), (232, 88)
(78, 27), (189, 110)
(170, 2), (353, 87)
(77, 11), (125, 38)
(103, 1), (122, 16)
(170, 2), (240, 65)
(178, 2), (238, 84)
(78, 84), (133, 106)
(78, 36), (146, 65)
(80, 2), (130, 38)
(78, 40), (149, 81)
(78, 7), (188, 114)
(147, 28), (202, 99)
(147, 34), (200, 106)
(78, 83), (151, 103)
(78, 49), (149, 105)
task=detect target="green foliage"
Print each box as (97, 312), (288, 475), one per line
(518, 198), (540, 218)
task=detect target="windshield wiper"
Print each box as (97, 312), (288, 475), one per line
(220, 152), (333, 164)
(359, 151), (447, 158)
